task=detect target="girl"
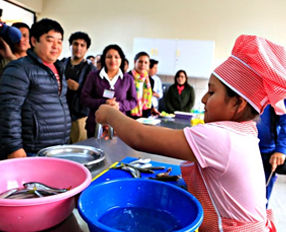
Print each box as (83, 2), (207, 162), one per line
(81, 44), (137, 138)
(95, 35), (286, 231)
(165, 69), (195, 113)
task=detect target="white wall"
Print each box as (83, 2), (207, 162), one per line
(33, 0), (286, 64)
(10, 0), (43, 12)
(14, 0), (286, 110)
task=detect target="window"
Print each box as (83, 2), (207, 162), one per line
(0, 0), (35, 27)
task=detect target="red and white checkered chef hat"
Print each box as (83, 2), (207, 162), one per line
(213, 35), (286, 115)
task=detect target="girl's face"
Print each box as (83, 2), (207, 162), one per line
(176, 72), (186, 85)
(134, 55), (149, 74)
(105, 49), (122, 73)
(201, 75), (238, 123)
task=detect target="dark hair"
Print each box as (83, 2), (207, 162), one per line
(124, 58), (129, 65)
(10, 22), (30, 53)
(101, 44), (125, 72)
(12, 22), (30, 31)
(222, 82), (259, 121)
(174, 69), (188, 85)
(30, 18), (64, 44)
(86, 55), (95, 60)
(134, 51), (150, 62)
(149, 59), (159, 69)
(68, 31), (91, 49)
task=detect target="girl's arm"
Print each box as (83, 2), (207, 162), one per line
(96, 104), (196, 162)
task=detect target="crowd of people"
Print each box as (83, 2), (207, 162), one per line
(0, 17), (198, 154)
(0, 17), (286, 231)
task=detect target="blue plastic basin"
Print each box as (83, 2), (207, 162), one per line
(78, 179), (203, 232)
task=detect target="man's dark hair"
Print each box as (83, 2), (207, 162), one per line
(68, 31), (91, 49)
(12, 22), (30, 31)
(30, 18), (64, 43)
(149, 59), (158, 69)
(101, 44), (126, 72)
(134, 51), (149, 62)
(86, 55), (95, 60)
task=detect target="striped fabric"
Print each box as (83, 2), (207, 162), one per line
(43, 62), (62, 95)
(181, 162), (277, 232)
(213, 35), (286, 115)
(180, 120), (277, 231)
(211, 120), (258, 136)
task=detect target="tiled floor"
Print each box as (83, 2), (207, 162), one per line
(268, 174), (286, 231)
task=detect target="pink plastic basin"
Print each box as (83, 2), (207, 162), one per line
(0, 157), (92, 232)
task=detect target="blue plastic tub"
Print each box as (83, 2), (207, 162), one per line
(78, 179), (203, 232)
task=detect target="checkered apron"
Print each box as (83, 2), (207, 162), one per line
(181, 122), (277, 231)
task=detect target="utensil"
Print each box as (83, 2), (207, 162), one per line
(94, 123), (103, 139)
(95, 123), (113, 140)
(37, 145), (105, 168)
(266, 170), (275, 187)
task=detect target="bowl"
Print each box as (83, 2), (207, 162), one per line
(78, 179), (203, 232)
(174, 111), (194, 121)
(37, 144), (105, 167)
(0, 157), (92, 232)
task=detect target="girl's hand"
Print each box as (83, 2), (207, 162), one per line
(95, 104), (114, 124)
(269, 152), (286, 171)
(106, 98), (119, 110)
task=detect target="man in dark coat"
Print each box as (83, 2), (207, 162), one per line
(0, 18), (71, 159)
(62, 31), (95, 143)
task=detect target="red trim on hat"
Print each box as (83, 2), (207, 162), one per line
(213, 35), (286, 115)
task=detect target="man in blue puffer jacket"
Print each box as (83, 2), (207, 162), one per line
(0, 18), (71, 159)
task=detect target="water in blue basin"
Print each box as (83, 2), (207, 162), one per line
(99, 206), (182, 232)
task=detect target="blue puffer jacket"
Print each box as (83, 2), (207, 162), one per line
(0, 49), (71, 158)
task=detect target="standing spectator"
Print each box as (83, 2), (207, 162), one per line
(62, 31), (95, 143)
(124, 58), (129, 73)
(81, 44), (137, 138)
(0, 22), (30, 76)
(149, 59), (163, 110)
(0, 18), (71, 159)
(257, 100), (286, 207)
(11, 22), (30, 58)
(86, 55), (96, 66)
(95, 54), (102, 70)
(127, 51), (152, 118)
(165, 69), (195, 113)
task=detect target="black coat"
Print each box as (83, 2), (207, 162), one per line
(62, 58), (95, 121)
(165, 83), (195, 113)
(0, 49), (71, 158)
